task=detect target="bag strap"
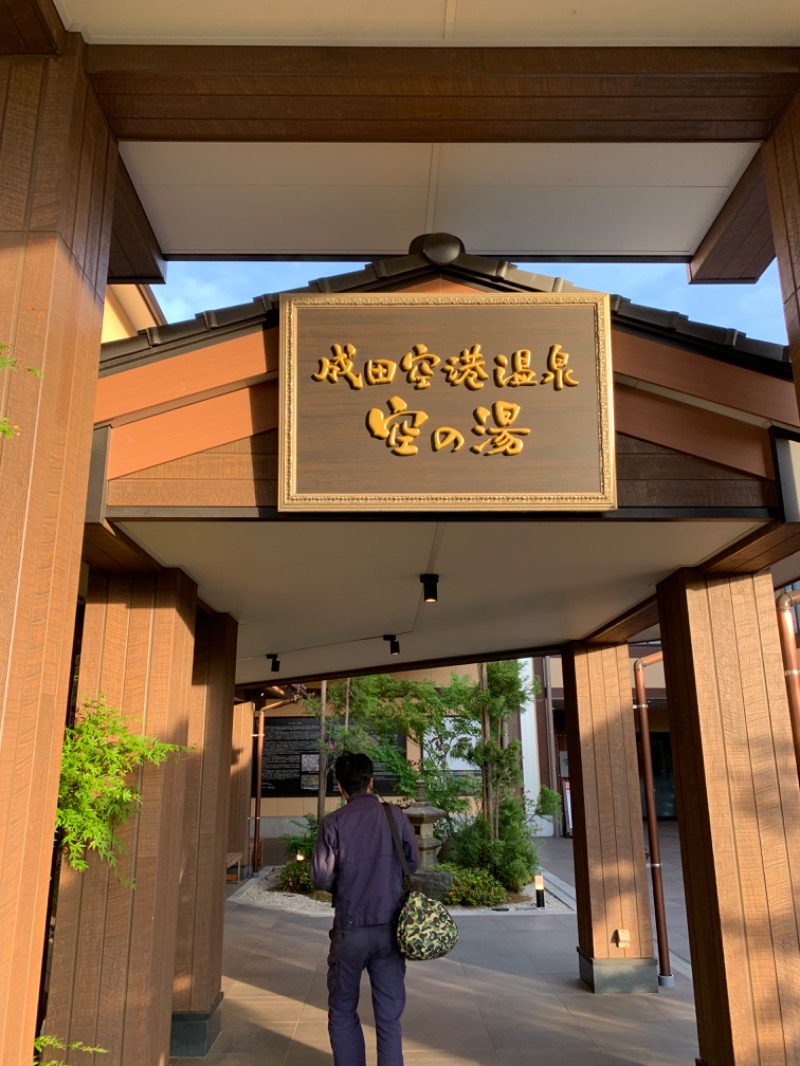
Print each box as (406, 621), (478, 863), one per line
(380, 797), (412, 881)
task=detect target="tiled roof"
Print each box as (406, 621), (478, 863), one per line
(100, 233), (790, 379)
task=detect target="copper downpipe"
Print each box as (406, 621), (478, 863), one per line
(252, 709), (265, 874)
(251, 693), (299, 875)
(633, 652), (674, 987)
(775, 591), (800, 787)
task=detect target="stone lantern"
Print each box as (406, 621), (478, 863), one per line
(403, 779), (445, 869)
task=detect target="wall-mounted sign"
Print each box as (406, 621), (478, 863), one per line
(279, 293), (615, 511)
(259, 716), (404, 797)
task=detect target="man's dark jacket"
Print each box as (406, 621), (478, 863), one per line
(310, 792), (420, 928)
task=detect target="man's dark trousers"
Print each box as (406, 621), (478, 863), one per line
(327, 923), (406, 1066)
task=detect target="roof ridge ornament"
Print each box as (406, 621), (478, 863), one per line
(408, 232), (465, 266)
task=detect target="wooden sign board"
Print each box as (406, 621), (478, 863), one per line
(279, 292), (615, 511)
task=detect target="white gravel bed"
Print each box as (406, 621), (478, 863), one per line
(235, 866), (573, 915)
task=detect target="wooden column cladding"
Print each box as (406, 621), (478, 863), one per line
(763, 94), (800, 408)
(0, 35), (117, 1062)
(561, 643), (656, 993)
(657, 569), (800, 1066)
(45, 568), (197, 1066)
(229, 701), (255, 873)
(172, 609), (237, 1042)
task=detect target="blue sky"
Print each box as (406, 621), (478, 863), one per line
(153, 258), (788, 347)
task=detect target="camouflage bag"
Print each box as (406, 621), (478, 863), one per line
(382, 800), (459, 961)
(395, 888), (459, 961)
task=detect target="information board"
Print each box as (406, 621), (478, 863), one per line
(258, 716), (404, 797)
(260, 717), (336, 797)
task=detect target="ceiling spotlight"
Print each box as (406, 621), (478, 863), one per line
(266, 653), (281, 672)
(383, 634), (400, 656)
(420, 573), (439, 603)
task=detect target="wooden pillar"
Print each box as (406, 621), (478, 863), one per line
(657, 569), (800, 1066)
(562, 642), (656, 993)
(229, 700), (255, 875)
(0, 36), (117, 1062)
(171, 609), (237, 1057)
(45, 568), (197, 1066)
(763, 94), (800, 401)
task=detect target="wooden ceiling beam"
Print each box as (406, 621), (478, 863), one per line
(86, 45), (800, 77)
(108, 156), (165, 283)
(584, 595), (659, 645)
(0, 0), (65, 55)
(688, 150), (775, 282)
(87, 45), (800, 144)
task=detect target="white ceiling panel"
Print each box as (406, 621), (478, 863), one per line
(120, 143), (434, 189)
(117, 517), (762, 685)
(57, 0), (800, 45)
(452, 0), (800, 46)
(433, 185), (733, 255)
(56, 0), (450, 44)
(436, 144), (757, 189)
(121, 141), (759, 258)
(142, 184), (429, 255)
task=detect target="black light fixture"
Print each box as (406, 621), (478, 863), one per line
(420, 573), (439, 603)
(266, 653), (281, 672)
(383, 634), (400, 656)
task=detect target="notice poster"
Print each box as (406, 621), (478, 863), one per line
(259, 717), (404, 797)
(260, 718), (336, 797)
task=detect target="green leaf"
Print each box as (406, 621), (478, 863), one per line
(56, 696), (190, 883)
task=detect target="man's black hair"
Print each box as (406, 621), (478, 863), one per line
(334, 752), (374, 795)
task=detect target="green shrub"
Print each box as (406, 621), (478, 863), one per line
(281, 814), (319, 862)
(434, 864), (506, 907)
(493, 798), (538, 892)
(276, 859), (314, 894)
(438, 800), (538, 893)
(533, 784), (563, 822)
(440, 813), (494, 868)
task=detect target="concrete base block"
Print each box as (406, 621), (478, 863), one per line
(577, 947), (658, 994)
(170, 991), (223, 1057)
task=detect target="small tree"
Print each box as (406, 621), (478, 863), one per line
(461, 660), (536, 838)
(308, 672), (480, 823)
(0, 341), (43, 439)
(33, 1034), (107, 1066)
(57, 695), (188, 879)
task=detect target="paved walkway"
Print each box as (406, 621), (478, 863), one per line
(173, 824), (698, 1065)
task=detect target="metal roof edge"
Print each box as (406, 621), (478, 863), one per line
(99, 234), (790, 380)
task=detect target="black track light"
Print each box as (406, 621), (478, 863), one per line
(383, 634), (400, 656)
(266, 653), (281, 672)
(420, 573), (439, 603)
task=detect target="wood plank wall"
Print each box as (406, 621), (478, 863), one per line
(174, 610), (237, 1016)
(229, 702), (255, 868)
(108, 431), (278, 508)
(45, 568), (198, 1066)
(562, 643), (653, 964)
(764, 96), (800, 413)
(657, 569), (800, 1066)
(0, 35), (117, 1062)
(105, 430), (774, 512)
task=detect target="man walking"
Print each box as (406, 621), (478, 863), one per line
(311, 752), (420, 1066)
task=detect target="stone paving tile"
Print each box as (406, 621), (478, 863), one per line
(496, 1053), (646, 1066)
(200, 833), (701, 1066)
(486, 1023), (599, 1052)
